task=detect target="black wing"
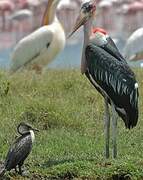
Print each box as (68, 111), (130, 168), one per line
(85, 43), (139, 129)
(104, 36), (127, 63)
(5, 134), (32, 170)
(91, 36), (127, 63)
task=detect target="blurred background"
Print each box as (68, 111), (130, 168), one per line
(0, 0), (143, 69)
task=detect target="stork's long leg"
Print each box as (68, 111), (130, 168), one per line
(15, 166), (18, 173)
(104, 98), (110, 158)
(111, 101), (117, 158)
(18, 165), (23, 175)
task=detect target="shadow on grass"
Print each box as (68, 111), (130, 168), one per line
(38, 157), (99, 169)
(38, 158), (77, 168)
(35, 159), (132, 180)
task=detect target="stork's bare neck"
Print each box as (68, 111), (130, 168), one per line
(42, 0), (60, 25)
(81, 19), (92, 74)
(84, 19), (92, 43)
(67, 0), (96, 73)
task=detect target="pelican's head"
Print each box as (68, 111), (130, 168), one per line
(42, 0), (62, 25)
(68, 0), (96, 37)
(17, 122), (39, 135)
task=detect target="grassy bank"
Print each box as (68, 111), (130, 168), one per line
(0, 69), (143, 179)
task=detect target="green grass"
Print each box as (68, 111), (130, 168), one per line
(0, 69), (143, 179)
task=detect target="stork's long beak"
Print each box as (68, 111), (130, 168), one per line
(67, 14), (87, 38)
(67, 0), (96, 39)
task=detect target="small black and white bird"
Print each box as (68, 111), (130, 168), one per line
(0, 122), (39, 177)
(69, 0), (139, 158)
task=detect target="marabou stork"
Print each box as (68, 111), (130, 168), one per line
(0, 122), (39, 177)
(124, 28), (143, 61)
(69, 0), (139, 158)
(10, 0), (65, 74)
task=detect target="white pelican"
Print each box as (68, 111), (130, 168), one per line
(124, 28), (143, 61)
(10, 0), (65, 73)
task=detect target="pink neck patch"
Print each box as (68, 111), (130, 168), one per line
(92, 27), (107, 35)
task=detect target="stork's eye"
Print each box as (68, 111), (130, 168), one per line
(82, 2), (93, 13)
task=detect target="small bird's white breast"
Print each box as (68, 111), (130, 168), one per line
(30, 130), (35, 143)
(135, 83), (138, 89)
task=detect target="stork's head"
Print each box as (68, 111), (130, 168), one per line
(68, 0), (96, 37)
(17, 122), (39, 135)
(91, 27), (108, 46)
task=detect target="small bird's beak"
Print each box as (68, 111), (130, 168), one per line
(67, 14), (87, 38)
(32, 127), (40, 132)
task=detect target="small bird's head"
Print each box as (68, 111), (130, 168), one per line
(68, 0), (96, 37)
(90, 27), (108, 46)
(17, 122), (39, 135)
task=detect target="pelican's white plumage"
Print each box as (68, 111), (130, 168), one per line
(124, 28), (143, 61)
(10, 0), (65, 73)
(11, 21), (65, 72)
